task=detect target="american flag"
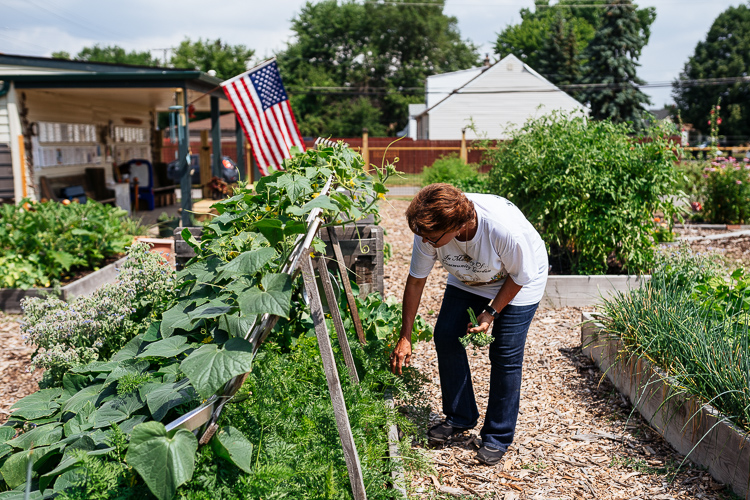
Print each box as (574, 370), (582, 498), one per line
(221, 59), (305, 176)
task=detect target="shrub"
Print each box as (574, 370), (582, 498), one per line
(21, 242), (176, 384)
(484, 111), (681, 274)
(422, 153), (480, 186)
(0, 199), (142, 288)
(700, 156), (750, 224)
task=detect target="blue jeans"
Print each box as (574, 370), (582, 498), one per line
(433, 285), (539, 451)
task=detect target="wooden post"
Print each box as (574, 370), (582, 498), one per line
(245, 142), (253, 185)
(17, 135), (26, 198)
(235, 115), (245, 182)
(460, 127), (468, 164)
(152, 129), (163, 167)
(327, 224), (366, 344)
(200, 130), (211, 199)
(300, 254), (367, 500)
(178, 87), (193, 228)
(210, 96), (222, 179)
(133, 178), (139, 212)
(361, 128), (369, 173)
(315, 255), (359, 383)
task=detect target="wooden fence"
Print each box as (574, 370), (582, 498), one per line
(161, 134), (496, 176)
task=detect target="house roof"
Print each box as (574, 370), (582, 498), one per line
(416, 54), (584, 118)
(0, 53), (231, 112)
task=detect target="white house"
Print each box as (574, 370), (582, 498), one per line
(410, 54), (587, 140)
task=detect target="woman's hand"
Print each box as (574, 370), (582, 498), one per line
(468, 311), (493, 335)
(390, 337), (412, 375)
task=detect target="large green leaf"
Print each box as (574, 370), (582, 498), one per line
(9, 388), (61, 420)
(63, 402), (96, 437)
(111, 334), (146, 361)
(237, 273), (293, 318)
(219, 313), (257, 339)
(277, 173), (313, 202)
(62, 383), (115, 415)
(160, 302), (200, 339)
(71, 360), (119, 374)
(286, 194), (339, 216)
(93, 393), (145, 428)
(252, 219), (284, 247)
(216, 247), (277, 280)
(61, 373), (91, 400)
(39, 455), (82, 492)
(187, 299), (235, 321)
(126, 422), (198, 500)
(0, 446), (49, 489)
(136, 336), (192, 359)
(210, 426), (254, 473)
(7, 423), (62, 450)
(141, 380), (198, 422)
(180, 338), (254, 398)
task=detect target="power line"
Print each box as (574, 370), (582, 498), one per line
(285, 75), (750, 96)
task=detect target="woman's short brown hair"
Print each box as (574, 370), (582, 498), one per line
(405, 183), (475, 235)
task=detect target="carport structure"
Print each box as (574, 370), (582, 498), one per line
(0, 53), (246, 225)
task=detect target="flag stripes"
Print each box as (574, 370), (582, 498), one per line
(221, 59), (305, 176)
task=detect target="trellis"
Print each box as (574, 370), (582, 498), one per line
(165, 138), (377, 500)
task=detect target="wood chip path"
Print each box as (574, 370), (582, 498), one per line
(379, 198), (735, 500)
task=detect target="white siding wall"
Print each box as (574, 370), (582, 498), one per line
(0, 94), (9, 145)
(426, 67), (483, 109)
(427, 56), (586, 140)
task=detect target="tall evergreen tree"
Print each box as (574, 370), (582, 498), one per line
(672, 4), (750, 142)
(579, 0), (654, 125)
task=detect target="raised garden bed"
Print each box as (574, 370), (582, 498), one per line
(581, 312), (750, 498)
(0, 256), (127, 314)
(541, 274), (649, 308)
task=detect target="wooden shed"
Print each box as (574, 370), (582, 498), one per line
(414, 54), (587, 140)
(0, 54), (242, 222)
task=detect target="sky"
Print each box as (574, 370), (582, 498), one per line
(0, 0), (745, 108)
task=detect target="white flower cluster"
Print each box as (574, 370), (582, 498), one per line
(21, 242), (175, 375)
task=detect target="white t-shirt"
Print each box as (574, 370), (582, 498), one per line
(408, 194), (549, 305)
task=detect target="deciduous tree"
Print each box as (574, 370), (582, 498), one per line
(277, 0), (479, 137)
(52, 45), (160, 66)
(672, 4), (750, 142)
(170, 38), (255, 81)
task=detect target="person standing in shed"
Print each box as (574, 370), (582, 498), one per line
(390, 183), (548, 465)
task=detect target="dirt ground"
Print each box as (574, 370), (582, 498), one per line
(379, 199), (740, 500)
(0, 199), (746, 498)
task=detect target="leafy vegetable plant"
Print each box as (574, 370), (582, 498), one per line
(0, 143), (396, 499)
(0, 199), (141, 288)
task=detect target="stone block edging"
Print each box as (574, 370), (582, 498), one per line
(541, 275), (649, 308)
(0, 256), (127, 314)
(581, 312), (750, 499)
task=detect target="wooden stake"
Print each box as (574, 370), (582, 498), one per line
(300, 254), (367, 500)
(327, 224), (366, 344)
(17, 135), (26, 198)
(315, 255), (359, 383)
